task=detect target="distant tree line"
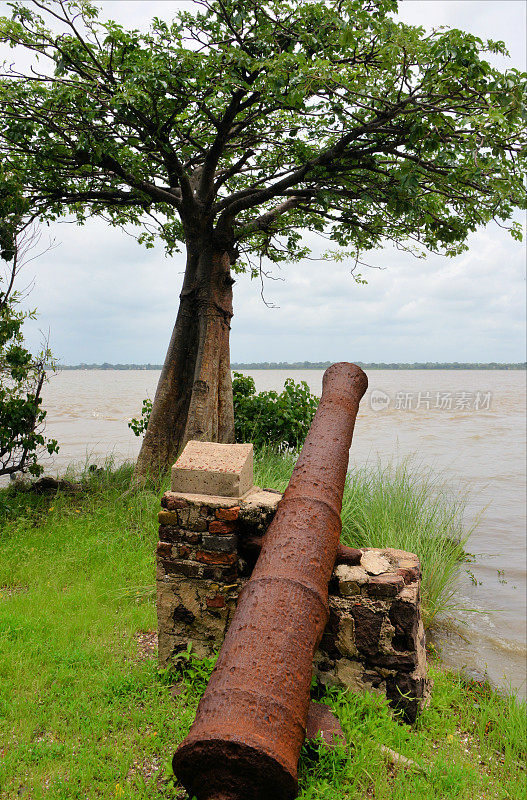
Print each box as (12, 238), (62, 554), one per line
(58, 363), (164, 370)
(57, 361), (526, 371)
(232, 361), (527, 370)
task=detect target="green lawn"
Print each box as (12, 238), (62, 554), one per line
(0, 463), (525, 799)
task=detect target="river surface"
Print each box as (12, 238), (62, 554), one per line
(18, 369), (527, 698)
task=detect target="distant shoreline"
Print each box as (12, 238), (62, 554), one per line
(57, 361), (526, 371)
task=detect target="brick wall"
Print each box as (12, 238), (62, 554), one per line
(157, 487), (430, 722)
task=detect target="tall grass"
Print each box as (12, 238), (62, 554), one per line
(342, 460), (472, 626)
(253, 446), (297, 492)
(254, 449), (472, 627)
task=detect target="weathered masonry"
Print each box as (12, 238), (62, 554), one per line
(157, 440), (430, 723)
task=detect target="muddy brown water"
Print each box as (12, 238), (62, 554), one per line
(8, 369), (527, 698)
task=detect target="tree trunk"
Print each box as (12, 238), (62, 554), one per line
(132, 235), (235, 485)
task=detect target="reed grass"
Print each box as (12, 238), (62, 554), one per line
(254, 449), (471, 626)
(341, 460), (472, 627)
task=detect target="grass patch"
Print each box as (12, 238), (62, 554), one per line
(342, 461), (472, 627)
(0, 460), (524, 799)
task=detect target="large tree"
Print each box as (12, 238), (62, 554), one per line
(0, 0), (525, 482)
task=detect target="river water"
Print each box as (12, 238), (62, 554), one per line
(22, 369), (527, 697)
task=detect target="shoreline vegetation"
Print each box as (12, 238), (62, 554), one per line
(1, 453), (525, 799)
(56, 361), (527, 370)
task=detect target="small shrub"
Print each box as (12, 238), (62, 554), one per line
(233, 372), (318, 451)
(128, 398), (152, 437)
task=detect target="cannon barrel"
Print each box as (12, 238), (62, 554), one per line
(173, 362), (368, 800)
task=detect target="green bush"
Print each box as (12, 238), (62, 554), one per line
(130, 373), (319, 452)
(233, 372), (318, 451)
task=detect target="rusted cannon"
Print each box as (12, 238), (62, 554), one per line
(173, 362), (368, 800)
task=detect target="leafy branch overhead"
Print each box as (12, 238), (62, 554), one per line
(0, 0), (525, 273)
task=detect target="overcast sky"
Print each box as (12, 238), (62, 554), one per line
(2, 0), (526, 365)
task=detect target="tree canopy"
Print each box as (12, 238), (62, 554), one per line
(0, 0), (525, 271)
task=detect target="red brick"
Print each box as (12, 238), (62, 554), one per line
(156, 541), (172, 558)
(397, 567), (420, 585)
(196, 550), (237, 566)
(209, 520), (237, 535)
(206, 594), (226, 609)
(215, 506), (240, 521)
(161, 493), (188, 510)
(367, 573), (404, 598)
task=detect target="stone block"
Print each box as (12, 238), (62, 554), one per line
(157, 540), (173, 559)
(158, 510), (179, 526)
(159, 559), (203, 579)
(370, 651), (418, 671)
(161, 491), (242, 510)
(206, 594), (226, 609)
(201, 533), (238, 553)
(367, 573), (405, 599)
(335, 564), (368, 596)
(350, 604), (384, 655)
(158, 524), (184, 543)
(386, 672), (426, 723)
(161, 494), (188, 510)
(216, 506), (240, 521)
(336, 545), (363, 565)
(389, 599), (419, 643)
(360, 550), (392, 575)
(196, 550), (237, 566)
(209, 520), (237, 535)
(171, 440), (254, 498)
(397, 567), (420, 585)
(176, 507), (209, 532)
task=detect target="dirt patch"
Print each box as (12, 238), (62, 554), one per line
(127, 754), (163, 783)
(135, 630), (158, 661)
(0, 585), (28, 600)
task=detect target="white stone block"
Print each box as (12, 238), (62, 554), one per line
(171, 440), (254, 498)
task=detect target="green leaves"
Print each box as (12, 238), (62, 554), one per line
(232, 372), (319, 451)
(128, 398), (153, 438)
